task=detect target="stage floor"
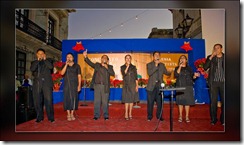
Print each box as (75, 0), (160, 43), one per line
(16, 102), (224, 132)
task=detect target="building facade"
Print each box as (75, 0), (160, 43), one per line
(170, 9), (202, 39)
(148, 9), (202, 39)
(148, 27), (173, 38)
(16, 9), (75, 81)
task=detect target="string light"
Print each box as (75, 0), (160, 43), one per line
(90, 10), (148, 39)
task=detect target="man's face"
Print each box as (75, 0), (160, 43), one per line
(36, 50), (45, 59)
(153, 52), (160, 61)
(66, 54), (74, 62)
(101, 55), (108, 64)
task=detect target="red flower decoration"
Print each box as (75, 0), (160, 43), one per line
(52, 61), (65, 86)
(181, 41), (193, 52)
(72, 41), (85, 52)
(194, 58), (208, 79)
(113, 79), (123, 88)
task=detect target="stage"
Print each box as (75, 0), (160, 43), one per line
(16, 102), (224, 132)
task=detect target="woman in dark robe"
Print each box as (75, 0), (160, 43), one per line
(60, 53), (81, 121)
(120, 55), (139, 120)
(174, 55), (200, 123)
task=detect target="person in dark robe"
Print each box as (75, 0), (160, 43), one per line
(120, 54), (139, 120)
(174, 55), (200, 123)
(60, 53), (82, 121)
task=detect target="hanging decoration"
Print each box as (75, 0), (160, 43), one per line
(72, 41), (85, 52)
(181, 41), (193, 52)
(90, 10), (148, 39)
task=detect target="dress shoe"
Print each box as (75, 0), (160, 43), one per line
(211, 120), (218, 125)
(49, 119), (55, 123)
(157, 118), (164, 121)
(104, 117), (109, 120)
(93, 117), (98, 120)
(35, 119), (43, 123)
(147, 118), (152, 121)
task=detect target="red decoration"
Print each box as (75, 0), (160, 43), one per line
(72, 41), (85, 52)
(194, 58), (208, 79)
(181, 41), (193, 52)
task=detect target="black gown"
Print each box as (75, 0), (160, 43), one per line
(174, 66), (195, 105)
(121, 64), (139, 103)
(63, 63), (81, 110)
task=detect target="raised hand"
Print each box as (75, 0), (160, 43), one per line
(83, 49), (88, 58)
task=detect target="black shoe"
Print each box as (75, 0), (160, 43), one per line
(93, 117), (98, 120)
(211, 120), (218, 125)
(158, 118), (164, 121)
(35, 119), (43, 123)
(104, 117), (109, 120)
(49, 119), (55, 123)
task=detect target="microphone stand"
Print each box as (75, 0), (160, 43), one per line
(80, 68), (88, 106)
(133, 101), (141, 108)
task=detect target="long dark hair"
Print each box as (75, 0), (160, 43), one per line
(177, 55), (188, 66)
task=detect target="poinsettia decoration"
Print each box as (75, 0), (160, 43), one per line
(194, 58), (208, 79)
(52, 61), (65, 89)
(72, 41), (85, 52)
(138, 78), (148, 87)
(181, 41), (193, 52)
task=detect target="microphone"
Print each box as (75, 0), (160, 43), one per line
(156, 58), (160, 61)
(180, 61), (183, 65)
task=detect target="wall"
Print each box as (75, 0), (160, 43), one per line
(201, 9), (225, 56)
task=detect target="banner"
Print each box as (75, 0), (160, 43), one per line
(77, 53), (188, 82)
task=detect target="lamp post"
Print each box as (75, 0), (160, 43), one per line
(175, 14), (194, 38)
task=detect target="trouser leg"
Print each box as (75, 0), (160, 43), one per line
(219, 82), (225, 124)
(209, 86), (218, 122)
(94, 84), (101, 118)
(43, 85), (54, 121)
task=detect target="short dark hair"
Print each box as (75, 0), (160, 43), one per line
(153, 51), (160, 56)
(213, 43), (223, 48)
(66, 52), (74, 58)
(36, 48), (45, 53)
(101, 55), (109, 60)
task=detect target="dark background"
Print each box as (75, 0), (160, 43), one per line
(0, 0), (240, 141)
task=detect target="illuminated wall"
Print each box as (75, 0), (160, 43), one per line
(78, 53), (187, 81)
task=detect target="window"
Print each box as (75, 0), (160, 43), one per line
(16, 51), (26, 81)
(47, 16), (55, 44)
(16, 9), (29, 28)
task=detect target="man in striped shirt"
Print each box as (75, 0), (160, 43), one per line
(204, 44), (225, 125)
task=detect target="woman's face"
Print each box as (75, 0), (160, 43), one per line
(179, 56), (187, 64)
(125, 55), (131, 64)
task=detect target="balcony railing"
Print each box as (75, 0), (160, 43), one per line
(47, 34), (62, 51)
(16, 11), (62, 51)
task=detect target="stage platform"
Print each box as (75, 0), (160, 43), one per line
(16, 102), (224, 132)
